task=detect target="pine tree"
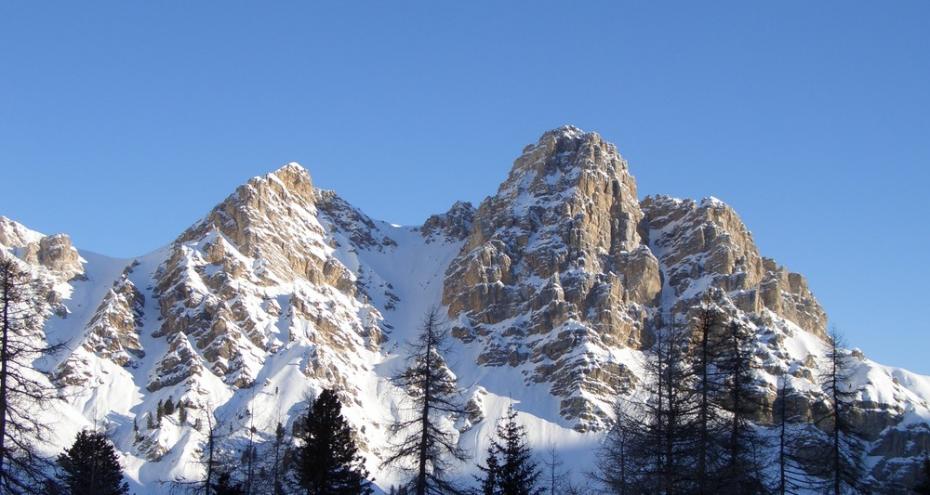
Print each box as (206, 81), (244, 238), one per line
(598, 315), (704, 494)
(293, 389), (372, 495)
(476, 449), (499, 495)
(164, 396), (175, 416)
(270, 422), (287, 495)
(487, 407), (541, 495)
(214, 471), (245, 495)
(55, 430), (129, 495)
(817, 330), (865, 494)
(382, 307), (467, 495)
(0, 257), (68, 493)
(774, 372), (812, 495)
(541, 445), (567, 495)
(179, 401), (188, 425)
(690, 305), (724, 494)
(146, 413), (155, 430)
(714, 319), (767, 493)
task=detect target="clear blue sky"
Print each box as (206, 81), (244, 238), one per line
(1, 2), (927, 373)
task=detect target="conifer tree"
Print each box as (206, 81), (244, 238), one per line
(476, 450), (499, 495)
(269, 422), (286, 495)
(541, 445), (567, 495)
(164, 396), (175, 416)
(0, 257), (65, 493)
(55, 430), (129, 495)
(293, 389), (372, 495)
(714, 319), (766, 493)
(774, 372), (814, 495)
(598, 314), (706, 494)
(213, 471), (245, 495)
(382, 307), (467, 495)
(690, 306), (724, 494)
(817, 330), (865, 494)
(479, 407), (541, 495)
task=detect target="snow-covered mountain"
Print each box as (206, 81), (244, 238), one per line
(3, 127), (929, 492)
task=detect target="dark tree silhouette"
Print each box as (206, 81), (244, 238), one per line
(269, 422), (287, 495)
(689, 306), (725, 494)
(293, 389), (372, 495)
(816, 330), (865, 494)
(914, 457), (930, 495)
(382, 308), (467, 495)
(483, 407), (541, 495)
(714, 319), (767, 493)
(476, 449), (499, 495)
(55, 430), (129, 495)
(0, 256), (64, 493)
(772, 373), (815, 495)
(600, 306), (768, 494)
(213, 471), (245, 495)
(541, 445), (568, 495)
(597, 321), (697, 494)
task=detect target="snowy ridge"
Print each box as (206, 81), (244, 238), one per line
(1, 127), (929, 492)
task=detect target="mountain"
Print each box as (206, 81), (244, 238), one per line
(2, 127), (928, 492)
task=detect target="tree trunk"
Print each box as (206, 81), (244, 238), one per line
(416, 320), (434, 495)
(0, 269), (10, 479)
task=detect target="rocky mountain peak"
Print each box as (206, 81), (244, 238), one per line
(0, 216), (83, 280)
(6, 128), (928, 490)
(443, 127), (658, 429)
(0, 216), (44, 248)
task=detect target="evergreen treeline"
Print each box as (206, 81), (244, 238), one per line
(596, 302), (885, 494)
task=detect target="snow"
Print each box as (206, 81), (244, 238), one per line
(5, 162), (929, 493)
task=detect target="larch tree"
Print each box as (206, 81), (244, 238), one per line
(382, 307), (467, 495)
(817, 330), (865, 494)
(714, 319), (767, 493)
(0, 256), (64, 494)
(597, 320), (696, 494)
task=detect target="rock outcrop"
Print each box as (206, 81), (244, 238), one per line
(150, 164), (386, 392)
(4, 127), (928, 491)
(640, 195), (828, 337)
(443, 127), (659, 428)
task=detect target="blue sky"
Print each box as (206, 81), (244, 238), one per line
(1, 2), (928, 373)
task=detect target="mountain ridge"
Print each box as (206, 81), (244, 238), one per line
(1, 126), (928, 492)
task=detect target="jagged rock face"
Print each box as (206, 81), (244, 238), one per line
(0, 217), (82, 333)
(0, 217), (84, 281)
(150, 164), (385, 391)
(5, 128), (929, 491)
(443, 127), (660, 429)
(54, 265), (146, 386)
(420, 201), (475, 242)
(641, 195), (827, 337)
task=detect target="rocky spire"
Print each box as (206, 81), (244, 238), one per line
(443, 127), (661, 430)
